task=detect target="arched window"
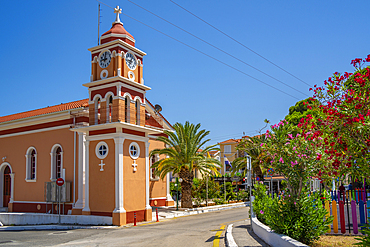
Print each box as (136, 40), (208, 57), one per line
(25, 147), (37, 181)
(94, 97), (101, 125)
(135, 99), (140, 125)
(125, 96), (130, 123)
(107, 95), (113, 123)
(55, 147), (62, 179)
(50, 144), (63, 180)
(31, 150), (36, 179)
(150, 155), (159, 181)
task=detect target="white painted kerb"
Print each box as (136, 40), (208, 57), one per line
(251, 216), (308, 247)
(0, 213), (112, 226)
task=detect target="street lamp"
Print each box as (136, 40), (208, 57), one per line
(176, 177), (183, 211)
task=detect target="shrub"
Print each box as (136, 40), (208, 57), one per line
(213, 198), (226, 205)
(236, 189), (249, 201)
(253, 184), (333, 245)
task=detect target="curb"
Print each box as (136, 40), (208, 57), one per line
(225, 224), (238, 247)
(251, 217), (308, 247)
(161, 202), (249, 219)
(0, 225), (118, 231)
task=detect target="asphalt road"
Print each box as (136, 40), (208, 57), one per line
(0, 207), (249, 247)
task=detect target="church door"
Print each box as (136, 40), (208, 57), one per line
(3, 166), (11, 207)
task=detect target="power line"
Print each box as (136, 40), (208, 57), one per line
(96, 1), (300, 100)
(170, 0), (311, 87)
(127, 0), (308, 97)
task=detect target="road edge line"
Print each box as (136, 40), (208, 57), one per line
(225, 224), (238, 247)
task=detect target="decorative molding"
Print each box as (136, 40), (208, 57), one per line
(100, 33), (136, 44)
(92, 94), (102, 102)
(149, 197), (166, 200)
(88, 39), (145, 56)
(11, 200), (74, 204)
(25, 179), (37, 182)
(83, 75), (151, 91)
(129, 142), (140, 160)
(87, 81), (146, 96)
(100, 69), (108, 79)
(0, 125), (71, 139)
(128, 71), (135, 81)
(95, 141), (109, 159)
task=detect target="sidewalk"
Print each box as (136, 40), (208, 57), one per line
(227, 219), (270, 247)
(153, 201), (249, 220)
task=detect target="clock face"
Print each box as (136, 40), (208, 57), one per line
(125, 52), (137, 70)
(99, 50), (112, 69)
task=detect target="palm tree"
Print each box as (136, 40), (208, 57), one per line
(231, 135), (270, 181)
(150, 121), (221, 208)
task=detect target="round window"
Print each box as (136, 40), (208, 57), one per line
(129, 142), (140, 159)
(96, 141), (109, 159)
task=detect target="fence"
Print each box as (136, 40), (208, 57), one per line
(325, 188), (369, 234)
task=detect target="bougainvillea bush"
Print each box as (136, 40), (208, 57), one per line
(252, 55), (370, 245)
(303, 55), (370, 181)
(261, 55), (370, 187)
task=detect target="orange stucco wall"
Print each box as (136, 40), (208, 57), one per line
(123, 139), (146, 211)
(148, 138), (167, 199)
(0, 128), (76, 203)
(89, 139), (115, 213)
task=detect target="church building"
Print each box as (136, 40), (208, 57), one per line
(0, 6), (174, 226)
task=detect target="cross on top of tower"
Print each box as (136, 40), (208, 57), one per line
(113, 6), (123, 25)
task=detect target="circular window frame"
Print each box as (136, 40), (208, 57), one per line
(95, 141), (109, 159)
(129, 142), (140, 159)
(100, 69), (108, 79)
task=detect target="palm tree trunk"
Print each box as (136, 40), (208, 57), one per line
(179, 168), (194, 208)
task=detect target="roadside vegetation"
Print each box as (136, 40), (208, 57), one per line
(252, 55), (370, 245)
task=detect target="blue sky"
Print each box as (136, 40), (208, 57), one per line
(1, 0), (369, 145)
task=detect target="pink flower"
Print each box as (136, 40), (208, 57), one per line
(294, 202), (296, 205)
(260, 210), (264, 214)
(260, 143), (264, 147)
(279, 157), (284, 163)
(288, 134), (293, 139)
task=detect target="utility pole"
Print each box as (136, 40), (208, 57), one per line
(224, 160), (226, 202)
(247, 156), (253, 227)
(206, 175), (208, 206)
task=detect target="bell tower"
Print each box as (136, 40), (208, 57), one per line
(86, 6), (148, 126)
(75, 6), (162, 226)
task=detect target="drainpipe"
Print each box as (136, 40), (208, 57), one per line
(72, 112), (76, 206)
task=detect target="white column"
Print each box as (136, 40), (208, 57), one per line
(166, 155), (174, 202)
(9, 173), (15, 203)
(145, 141), (151, 210)
(113, 137), (125, 213)
(75, 133), (85, 209)
(82, 140), (90, 213)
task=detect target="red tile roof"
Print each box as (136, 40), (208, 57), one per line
(218, 138), (241, 144)
(101, 23), (134, 40)
(145, 99), (172, 129)
(0, 99), (89, 124)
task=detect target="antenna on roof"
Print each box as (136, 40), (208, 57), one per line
(97, 3), (102, 45)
